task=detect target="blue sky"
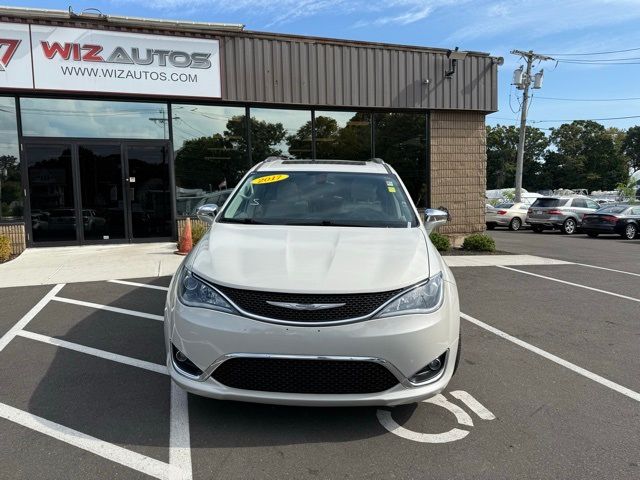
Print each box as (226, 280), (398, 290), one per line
(8, 0), (640, 131)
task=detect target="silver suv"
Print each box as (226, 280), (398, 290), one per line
(526, 196), (600, 234)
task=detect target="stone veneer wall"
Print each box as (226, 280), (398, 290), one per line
(429, 110), (486, 244)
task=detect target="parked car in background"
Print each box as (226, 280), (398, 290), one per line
(191, 189), (233, 215)
(581, 204), (640, 239)
(486, 202), (530, 231)
(526, 196), (600, 234)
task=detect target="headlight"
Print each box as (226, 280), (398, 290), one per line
(178, 269), (236, 313)
(376, 273), (444, 318)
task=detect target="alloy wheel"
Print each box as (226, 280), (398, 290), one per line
(624, 224), (637, 240)
(563, 218), (576, 235)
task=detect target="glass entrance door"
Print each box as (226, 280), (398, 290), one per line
(78, 144), (127, 241)
(25, 140), (173, 245)
(26, 144), (77, 243)
(124, 144), (172, 239)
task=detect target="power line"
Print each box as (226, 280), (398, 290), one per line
(531, 114), (640, 123)
(542, 46), (640, 56)
(557, 60), (640, 65)
(535, 95), (640, 102)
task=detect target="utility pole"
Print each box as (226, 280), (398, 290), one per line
(511, 50), (554, 202)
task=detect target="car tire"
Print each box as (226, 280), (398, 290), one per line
(587, 232), (599, 238)
(562, 218), (577, 235)
(531, 225), (544, 233)
(452, 333), (462, 377)
(509, 217), (522, 231)
(486, 223), (496, 230)
(622, 223), (638, 240)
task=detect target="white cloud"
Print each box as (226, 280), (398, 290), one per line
(111, 0), (463, 27)
(445, 0), (640, 43)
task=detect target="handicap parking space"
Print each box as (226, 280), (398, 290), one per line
(0, 264), (638, 479)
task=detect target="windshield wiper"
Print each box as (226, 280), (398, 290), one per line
(221, 218), (267, 224)
(284, 220), (375, 227)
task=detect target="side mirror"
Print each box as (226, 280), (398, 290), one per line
(196, 204), (219, 224)
(423, 208), (450, 233)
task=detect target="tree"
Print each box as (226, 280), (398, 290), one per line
(486, 125), (548, 190)
(0, 154), (22, 219)
(544, 120), (628, 191)
(622, 125), (640, 175)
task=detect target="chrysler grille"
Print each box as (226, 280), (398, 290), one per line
(213, 284), (404, 322)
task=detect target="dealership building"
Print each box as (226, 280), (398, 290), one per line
(0, 6), (499, 252)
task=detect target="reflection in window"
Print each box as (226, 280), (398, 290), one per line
(0, 97), (22, 221)
(374, 113), (427, 206)
(26, 144), (76, 243)
(172, 104), (248, 216)
(314, 111), (371, 160)
(20, 98), (168, 139)
(250, 108), (312, 163)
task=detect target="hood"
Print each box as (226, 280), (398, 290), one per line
(189, 223), (431, 293)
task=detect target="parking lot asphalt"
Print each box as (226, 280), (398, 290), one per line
(0, 246), (639, 479)
(490, 229), (640, 273)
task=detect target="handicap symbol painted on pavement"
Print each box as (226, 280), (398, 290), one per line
(376, 390), (495, 443)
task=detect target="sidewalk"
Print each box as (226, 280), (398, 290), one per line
(0, 243), (183, 288)
(0, 242), (571, 289)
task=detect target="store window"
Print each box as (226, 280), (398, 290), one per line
(249, 108), (312, 163)
(374, 113), (427, 206)
(0, 97), (22, 221)
(314, 111), (371, 160)
(20, 98), (168, 139)
(172, 104), (248, 216)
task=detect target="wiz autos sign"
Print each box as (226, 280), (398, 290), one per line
(0, 23), (221, 97)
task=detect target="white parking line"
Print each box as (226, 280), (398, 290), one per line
(51, 296), (165, 321)
(108, 279), (170, 292)
(16, 330), (168, 375)
(169, 381), (193, 480)
(497, 265), (640, 303)
(0, 401), (183, 480)
(0, 284), (65, 352)
(573, 263), (640, 278)
(461, 312), (640, 403)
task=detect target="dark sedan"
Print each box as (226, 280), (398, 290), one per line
(582, 205), (640, 239)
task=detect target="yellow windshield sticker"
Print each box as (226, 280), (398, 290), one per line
(251, 174), (289, 185)
(388, 186), (396, 193)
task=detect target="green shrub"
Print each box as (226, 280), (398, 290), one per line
(462, 233), (496, 252)
(192, 222), (208, 245)
(429, 232), (451, 252)
(0, 235), (11, 263)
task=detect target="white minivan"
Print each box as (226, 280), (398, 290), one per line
(164, 158), (460, 406)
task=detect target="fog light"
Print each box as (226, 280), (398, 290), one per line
(175, 350), (187, 362)
(408, 351), (447, 385)
(171, 344), (203, 377)
(428, 358), (442, 371)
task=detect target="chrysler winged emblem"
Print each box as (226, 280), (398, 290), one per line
(266, 301), (345, 311)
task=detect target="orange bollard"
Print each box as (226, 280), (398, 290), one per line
(175, 217), (193, 255)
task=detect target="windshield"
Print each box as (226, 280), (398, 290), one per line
(596, 205), (628, 214)
(531, 198), (569, 208)
(220, 171), (418, 228)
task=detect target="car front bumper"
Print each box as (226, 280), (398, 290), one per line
(164, 279), (460, 406)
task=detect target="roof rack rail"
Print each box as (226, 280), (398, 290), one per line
(369, 158), (385, 164)
(263, 156), (289, 162)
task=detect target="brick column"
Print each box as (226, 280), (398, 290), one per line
(429, 110), (486, 245)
